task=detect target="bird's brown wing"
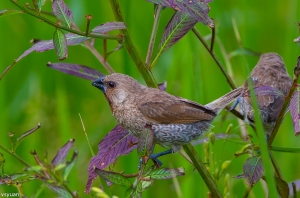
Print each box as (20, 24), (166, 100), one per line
(138, 95), (216, 124)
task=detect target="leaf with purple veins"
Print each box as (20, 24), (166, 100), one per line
(51, 139), (75, 166)
(147, 0), (213, 26)
(53, 29), (68, 60)
(290, 86), (300, 136)
(91, 22), (126, 34)
(159, 12), (197, 53)
(47, 62), (103, 80)
(243, 155), (264, 186)
(52, 0), (74, 28)
(85, 125), (138, 193)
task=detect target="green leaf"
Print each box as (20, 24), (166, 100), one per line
(53, 29), (68, 60)
(243, 155), (263, 186)
(95, 168), (132, 187)
(137, 127), (154, 157)
(63, 150), (78, 180)
(37, 0), (48, 12)
(0, 9), (23, 17)
(144, 167), (185, 180)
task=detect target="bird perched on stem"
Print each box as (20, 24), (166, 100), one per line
(232, 53), (292, 136)
(92, 73), (242, 164)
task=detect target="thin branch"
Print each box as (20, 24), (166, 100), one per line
(183, 144), (222, 198)
(145, 5), (162, 67)
(267, 56), (300, 147)
(109, 0), (158, 88)
(192, 28), (236, 90)
(210, 25), (215, 52)
(11, 0), (122, 41)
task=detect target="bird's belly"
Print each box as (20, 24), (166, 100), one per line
(151, 121), (211, 146)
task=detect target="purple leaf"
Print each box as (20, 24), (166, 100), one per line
(243, 155), (264, 186)
(147, 0), (213, 26)
(0, 9), (23, 17)
(53, 29), (68, 60)
(290, 86), (300, 136)
(158, 81), (167, 91)
(85, 125), (138, 193)
(289, 179), (300, 197)
(52, 0), (74, 28)
(51, 139), (75, 166)
(158, 12), (197, 55)
(242, 86), (284, 97)
(0, 34), (89, 80)
(91, 22), (126, 34)
(47, 62), (103, 80)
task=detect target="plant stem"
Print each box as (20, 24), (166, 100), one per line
(10, 0), (122, 41)
(210, 25), (215, 52)
(109, 0), (158, 88)
(0, 144), (31, 168)
(183, 144), (222, 198)
(145, 5), (162, 67)
(267, 56), (300, 147)
(191, 28), (236, 90)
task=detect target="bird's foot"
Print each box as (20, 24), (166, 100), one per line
(229, 96), (241, 110)
(138, 149), (173, 170)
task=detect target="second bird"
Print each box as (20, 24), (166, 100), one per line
(92, 73), (242, 155)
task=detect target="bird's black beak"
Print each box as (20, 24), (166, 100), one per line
(92, 76), (106, 93)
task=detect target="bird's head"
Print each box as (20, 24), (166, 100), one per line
(92, 73), (146, 106)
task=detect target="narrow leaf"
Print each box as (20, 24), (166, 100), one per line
(53, 29), (68, 60)
(86, 125), (138, 193)
(37, 0), (48, 12)
(290, 86), (300, 135)
(0, 153), (4, 177)
(91, 22), (126, 34)
(137, 127), (154, 157)
(63, 150), (78, 180)
(144, 167), (185, 180)
(47, 62), (103, 80)
(147, 0), (213, 26)
(158, 12), (197, 54)
(51, 139), (75, 166)
(95, 168), (132, 187)
(0, 9), (23, 17)
(275, 177), (289, 198)
(243, 155), (264, 186)
(52, 0), (74, 28)
(47, 183), (72, 198)
(15, 123), (41, 149)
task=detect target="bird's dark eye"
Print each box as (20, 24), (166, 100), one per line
(108, 81), (116, 88)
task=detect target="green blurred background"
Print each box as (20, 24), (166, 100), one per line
(0, 0), (299, 197)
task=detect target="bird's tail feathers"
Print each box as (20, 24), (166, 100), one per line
(205, 87), (242, 114)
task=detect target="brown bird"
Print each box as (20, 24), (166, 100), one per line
(92, 73), (242, 162)
(234, 53), (292, 135)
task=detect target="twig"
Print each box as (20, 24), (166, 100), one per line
(183, 144), (222, 198)
(210, 25), (215, 52)
(191, 28), (236, 90)
(145, 5), (162, 67)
